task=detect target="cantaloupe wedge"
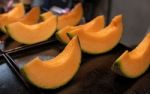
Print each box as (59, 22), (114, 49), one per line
(0, 3), (25, 27)
(57, 3), (83, 30)
(111, 33), (150, 78)
(20, 7), (40, 25)
(56, 16), (105, 44)
(68, 15), (123, 54)
(22, 36), (81, 89)
(1, 7), (41, 33)
(5, 15), (57, 44)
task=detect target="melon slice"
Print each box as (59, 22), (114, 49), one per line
(56, 15), (105, 44)
(68, 15), (123, 54)
(111, 33), (150, 78)
(20, 7), (40, 25)
(5, 15), (57, 44)
(0, 3), (25, 27)
(57, 3), (83, 30)
(1, 7), (40, 33)
(22, 37), (81, 89)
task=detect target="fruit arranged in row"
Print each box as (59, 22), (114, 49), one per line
(2, 2), (149, 90)
(0, 3), (83, 44)
(57, 15), (123, 54)
(56, 15), (105, 44)
(22, 32), (150, 89)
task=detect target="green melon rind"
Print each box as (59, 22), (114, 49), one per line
(67, 32), (120, 55)
(55, 31), (68, 45)
(0, 26), (7, 34)
(21, 55), (81, 89)
(5, 25), (56, 45)
(111, 59), (150, 78)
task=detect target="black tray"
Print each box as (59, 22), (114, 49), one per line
(0, 39), (150, 94)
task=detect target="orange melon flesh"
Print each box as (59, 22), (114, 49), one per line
(56, 16), (105, 44)
(112, 33), (150, 78)
(40, 11), (55, 20)
(68, 15), (123, 54)
(1, 7), (41, 33)
(0, 3), (25, 27)
(22, 37), (81, 89)
(69, 15), (105, 36)
(20, 7), (40, 25)
(6, 16), (57, 44)
(57, 3), (83, 30)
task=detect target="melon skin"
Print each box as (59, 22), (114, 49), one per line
(0, 26), (7, 33)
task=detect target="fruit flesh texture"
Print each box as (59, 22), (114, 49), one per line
(57, 3), (83, 30)
(6, 16), (57, 44)
(69, 15), (123, 54)
(114, 33), (150, 78)
(1, 7), (41, 33)
(0, 3), (25, 27)
(22, 37), (81, 89)
(57, 15), (105, 44)
(20, 7), (40, 25)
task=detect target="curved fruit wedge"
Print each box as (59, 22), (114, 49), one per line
(22, 37), (81, 89)
(5, 16), (57, 44)
(1, 7), (41, 33)
(57, 3), (83, 30)
(111, 33), (150, 78)
(20, 7), (40, 25)
(56, 15), (105, 44)
(68, 15), (123, 54)
(0, 3), (25, 27)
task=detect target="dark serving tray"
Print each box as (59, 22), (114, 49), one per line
(0, 39), (150, 94)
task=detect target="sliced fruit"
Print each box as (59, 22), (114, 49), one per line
(111, 33), (150, 78)
(22, 36), (81, 89)
(40, 11), (55, 21)
(20, 7), (40, 25)
(68, 15), (123, 54)
(5, 15), (57, 44)
(56, 26), (77, 44)
(0, 3), (25, 27)
(57, 3), (83, 30)
(1, 7), (41, 33)
(69, 15), (105, 36)
(56, 15), (105, 44)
